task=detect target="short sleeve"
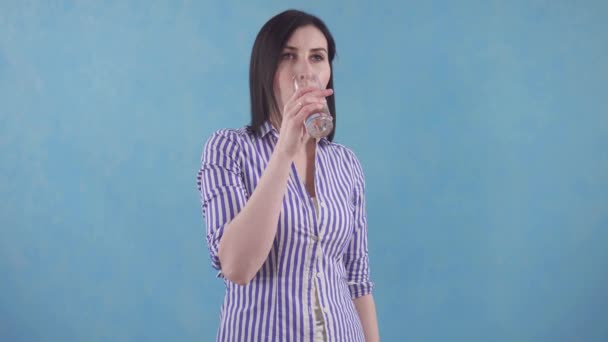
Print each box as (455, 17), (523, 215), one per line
(196, 130), (249, 272)
(343, 151), (375, 298)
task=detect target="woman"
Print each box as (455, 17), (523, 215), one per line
(197, 9), (379, 342)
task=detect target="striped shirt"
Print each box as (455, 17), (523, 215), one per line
(196, 120), (374, 341)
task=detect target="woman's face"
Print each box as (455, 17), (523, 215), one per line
(273, 25), (331, 117)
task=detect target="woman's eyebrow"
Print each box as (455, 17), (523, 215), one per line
(284, 46), (328, 53)
(310, 48), (328, 54)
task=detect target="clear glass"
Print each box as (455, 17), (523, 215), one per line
(293, 74), (334, 139)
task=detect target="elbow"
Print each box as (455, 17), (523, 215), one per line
(217, 239), (259, 285)
(221, 264), (255, 286)
(218, 252), (256, 286)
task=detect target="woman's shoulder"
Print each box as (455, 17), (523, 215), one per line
(207, 125), (253, 141)
(325, 141), (366, 183)
(203, 125), (256, 147)
(324, 140), (362, 166)
(200, 126), (256, 159)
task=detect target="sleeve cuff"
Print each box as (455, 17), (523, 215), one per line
(348, 280), (375, 299)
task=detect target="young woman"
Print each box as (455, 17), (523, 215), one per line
(197, 9), (379, 342)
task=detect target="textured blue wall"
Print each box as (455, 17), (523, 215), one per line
(1, 1), (607, 341)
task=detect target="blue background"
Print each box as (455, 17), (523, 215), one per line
(1, 1), (607, 341)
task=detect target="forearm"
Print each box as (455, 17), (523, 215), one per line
(217, 149), (292, 285)
(353, 294), (380, 342)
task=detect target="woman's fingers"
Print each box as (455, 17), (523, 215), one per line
(296, 95), (326, 108)
(284, 88), (333, 117)
(289, 85), (318, 102)
(288, 87), (333, 106)
(293, 102), (326, 124)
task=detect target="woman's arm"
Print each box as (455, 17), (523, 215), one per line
(199, 88), (332, 285)
(217, 147), (292, 285)
(344, 150), (379, 340)
(354, 294), (380, 342)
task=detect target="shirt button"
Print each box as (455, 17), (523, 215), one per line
(312, 235), (319, 241)
(317, 272), (323, 279)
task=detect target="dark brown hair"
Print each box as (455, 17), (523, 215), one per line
(248, 9), (337, 141)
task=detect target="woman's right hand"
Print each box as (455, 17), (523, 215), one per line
(275, 86), (334, 158)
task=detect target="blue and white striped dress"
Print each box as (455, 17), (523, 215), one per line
(196, 120), (374, 341)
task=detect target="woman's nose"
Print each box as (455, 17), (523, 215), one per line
(292, 59), (314, 75)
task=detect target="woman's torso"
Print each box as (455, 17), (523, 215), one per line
(210, 122), (365, 342)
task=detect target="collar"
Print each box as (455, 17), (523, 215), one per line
(260, 120), (278, 139)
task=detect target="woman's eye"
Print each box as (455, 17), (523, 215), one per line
(281, 53), (295, 60)
(311, 54), (325, 62)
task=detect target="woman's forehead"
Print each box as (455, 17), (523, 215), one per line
(285, 26), (327, 49)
